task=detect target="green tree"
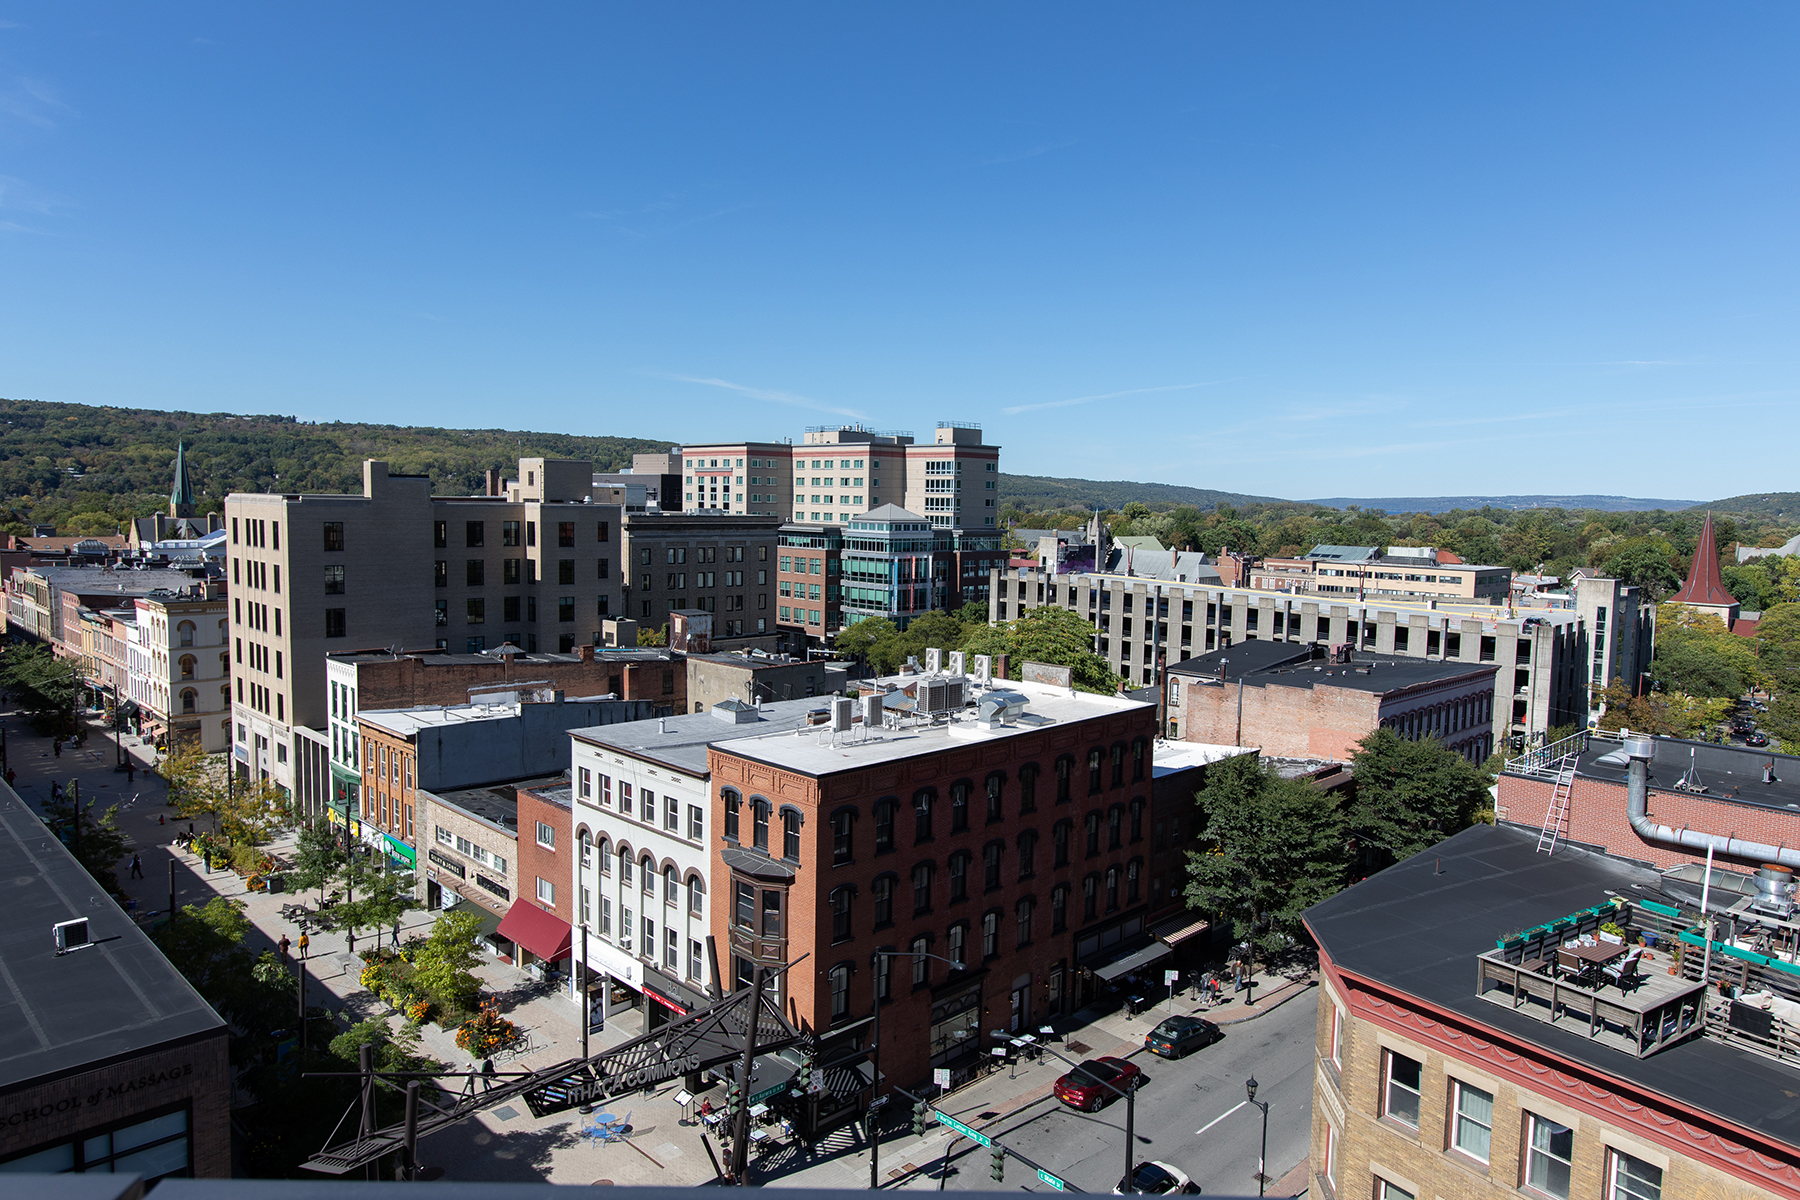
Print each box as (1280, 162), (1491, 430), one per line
(1006, 606), (1121, 693)
(41, 786), (131, 897)
(953, 602), (992, 632)
(1183, 755), (1348, 974)
(357, 868), (424, 950)
(162, 743), (291, 843)
(0, 642), (83, 736)
(1652, 604), (1759, 698)
(1600, 538), (1683, 598)
(1345, 729), (1493, 870)
(637, 624), (669, 647)
(328, 1017), (440, 1078)
(288, 816), (353, 904)
(411, 909), (485, 1011)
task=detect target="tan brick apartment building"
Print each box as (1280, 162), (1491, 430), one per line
(1305, 823), (1800, 1200)
(1251, 545), (1512, 605)
(1166, 642), (1500, 763)
(706, 677), (1166, 1092)
(225, 456), (773, 812)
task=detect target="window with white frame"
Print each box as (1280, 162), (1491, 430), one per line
(688, 874), (705, 915)
(664, 864), (679, 905)
(620, 906), (633, 950)
(1323, 1123), (1336, 1185)
(1382, 1051), (1422, 1129)
(1329, 1003), (1343, 1066)
(1451, 1080), (1493, 1163)
(688, 804), (703, 840)
(688, 938), (704, 981)
(578, 766), (592, 799)
(665, 799), (679, 832)
(536, 821), (556, 849)
(1525, 1113), (1574, 1199)
(642, 915), (655, 961)
(580, 885), (591, 925)
(1607, 1150), (1662, 1200)
(1376, 1181), (1414, 1200)
(601, 897), (612, 937)
(663, 935), (678, 972)
(537, 877), (555, 904)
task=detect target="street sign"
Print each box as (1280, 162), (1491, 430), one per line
(1164, 969), (1180, 985)
(934, 1110), (992, 1148)
(1037, 1168), (1068, 1192)
(751, 1083), (786, 1104)
(933, 1068), (951, 1089)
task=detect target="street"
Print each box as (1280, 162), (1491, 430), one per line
(922, 989), (1318, 1196)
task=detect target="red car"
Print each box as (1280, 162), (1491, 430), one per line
(1053, 1057), (1144, 1112)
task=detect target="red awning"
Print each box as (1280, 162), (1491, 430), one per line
(497, 901), (572, 963)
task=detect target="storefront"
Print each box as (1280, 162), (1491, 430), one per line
(496, 900), (572, 979)
(581, 936), (648, 1035)
(382, 833), (416, 873)
(927, 980), (984, 1086)
(641, 972), (712, 1034)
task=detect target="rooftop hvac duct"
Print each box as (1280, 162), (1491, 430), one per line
(1613, 736), (1800, 871)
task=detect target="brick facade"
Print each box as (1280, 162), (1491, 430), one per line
(344, 649), (685, 715)
(1312, 955), (1796, 1200)
(518, 785), (573, 926)
(709, 702), (1162, 1093)
(1495, 771), (1800, 872)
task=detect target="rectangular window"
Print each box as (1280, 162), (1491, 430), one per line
(1377, 1182), (1414, 1200)
(1451, 1080), (1493, 1162)
(1382, 1051), (1421, 1129)
(1607, 1149), (1663, 1200)
(503, 520), (520, 546)
(537, 877), (555, 904)
(558, 521), (575, 547)
(536, 821), (556, 849)
(1526, 1114), (1574, 1199)
(323, 521), (344, 551)
(324, 608), (346, 638)
(689, 804), (703, 840)
(467, 598), (486, 623)
(323, 564), (345, 594)
(558, 559), (575, 585)
(465, 520), (485, 547)
(467, 558), (485, 586)
(578, 767), (592, 799)
(689, 938), (704, 981)
(503, 558), (521, 585)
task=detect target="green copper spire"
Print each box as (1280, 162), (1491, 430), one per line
(169, 441), (195, 516)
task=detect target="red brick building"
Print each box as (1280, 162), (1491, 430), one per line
(517, 781), (573, 927)
(707, 678), (1165, 1093)
(1497, 735), (1800, 872)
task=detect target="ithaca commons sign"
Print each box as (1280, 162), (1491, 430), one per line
(524, 1054), (703, 1117)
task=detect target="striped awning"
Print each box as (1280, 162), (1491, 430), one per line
(1150, 912), (1210, 945)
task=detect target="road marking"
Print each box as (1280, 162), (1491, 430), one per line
(1195, 1099), (1248, 1136)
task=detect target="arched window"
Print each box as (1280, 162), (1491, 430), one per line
(641, 853), (656, 892)
(1082, 874), (1099, 921)
(1105, 866), (1120, 912)
(1085, 812), (1102, 857)
(985, 772), (1005, 823)
(1016, 897), (1034, 947)
(597, 836), (611, 875)
(218, 652), (229, 676)
(1018, 763), (1039, 813)
(781, 807), (802, 862)
(1051, 885), (1069, 933)
(1129, 799), (1144, 843)
(983, 841), (1003, 891)
(949, 781), (970, 832)
(687, 873), (705, 915)
(1132, 737), (1147, 782)
(872, 874), (896, 927)
(1111, 743), (1125, 788)
(1108, 805), (1123, 850)
(828, 963), (851, 1019)
(178, 655), (196, 680)
(874, 798), (897, 854)
(180, 689), (196, 714)
(947, 922), (967, 970)
(752, 797), (770, 851)
(619, 846), (633, 885)
(911, 936), (932, 986)
(831, 809), (856, 865)
(912, 861), (934, 916)
(1017, 829), (1038, 880)
(177, 620), (195, 647)
(1053, 820), (1072, 868)
(1127, 859), (1142, 904)
(217, 618), (227, 641)
(913, 789), (934, 844)
(1055, 756), (1073, 804)
(948, 851), (970, 902)
(830, 886), (855, 943)
(664, 864), (679, 905)
(1087, 749), (1103, 795)
(981, 909), (1000, 958)
(578, 829), (593, 869)
(722, 788), (741, 841)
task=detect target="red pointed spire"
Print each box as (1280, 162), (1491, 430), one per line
(1670, 512), (1736, 608)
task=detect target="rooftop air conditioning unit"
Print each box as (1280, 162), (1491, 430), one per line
(861, 692), (885, 730)
(971, 654), (992, 685)
(925, 648), (943, 674)
(830, 696), (856, 732)
(947, 650), (966, 676)
(53, 918), (91, 956)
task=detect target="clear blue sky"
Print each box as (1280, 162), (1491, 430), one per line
(1, 5), (1794, 502)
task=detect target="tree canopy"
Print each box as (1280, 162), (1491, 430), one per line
(1345, 729), (1493, 871)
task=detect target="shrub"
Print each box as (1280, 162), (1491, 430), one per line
(454, 998), (519, 1058)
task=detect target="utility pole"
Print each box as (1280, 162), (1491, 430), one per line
(359, 1043), (376, 1182)
(728, 966), (765, 1185)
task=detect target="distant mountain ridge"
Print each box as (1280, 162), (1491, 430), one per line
(999, 473), (1284, 512)
(1303, 494), (1699, 515)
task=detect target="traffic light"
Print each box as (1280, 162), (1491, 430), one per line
(990, 1146), (1006, 1182)
(725, 1080), (743, 1115)
(912, 1100), (930, 1137)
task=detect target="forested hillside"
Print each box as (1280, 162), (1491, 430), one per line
(0, 398), (671, 535)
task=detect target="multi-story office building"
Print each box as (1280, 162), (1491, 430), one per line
(1251, 545), (1512, 604)
(1305, 821), (1800, 1200)
(619, 511), (780, 643)
(226, 457), (771, 812)
(994, 565), (1595, 746)
(567, 697), (822, 1035)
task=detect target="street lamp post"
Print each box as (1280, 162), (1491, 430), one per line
(869, 948), (964, 1191)
(1245, 1076), (1269, 1197)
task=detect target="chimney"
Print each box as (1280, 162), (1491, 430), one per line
(578, 644), (595, 664)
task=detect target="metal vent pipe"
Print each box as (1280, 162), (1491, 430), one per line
(1621, 736), (1800, 871)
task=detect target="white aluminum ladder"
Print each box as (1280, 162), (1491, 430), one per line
(1535, 756), (1578, 855)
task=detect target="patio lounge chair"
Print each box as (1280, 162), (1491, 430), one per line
(1602, 947), (1645, 991)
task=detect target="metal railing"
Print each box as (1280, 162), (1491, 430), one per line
(1505, 729), (1603, 776)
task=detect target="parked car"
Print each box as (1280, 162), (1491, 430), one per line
(1115, 1160), (1201, 1194)
(1143, 1015), (1221, 1059)
(1053, 1057), (1143, 1112)
(1746, 731), (1770, 747)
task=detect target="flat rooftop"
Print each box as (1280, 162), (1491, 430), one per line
(716, 675), (1149, 779)
(570, 697), (823, 776)
(0, 784), (224, 1089)
(1171, 645), (1495, 694)
(1510, 735), (1800, 816)
(1151, 742), (1256, 776)
(360, 703), (527, 737)
(424, 774), (569, 831)
(1305, 823), (1800, 1153)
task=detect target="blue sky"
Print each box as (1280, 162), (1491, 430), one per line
(0, 5), (1794, 502)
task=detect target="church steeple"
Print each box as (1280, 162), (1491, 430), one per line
(169, 442), (195, 518)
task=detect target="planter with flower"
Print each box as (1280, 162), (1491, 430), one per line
(455, 999), (521, 1059)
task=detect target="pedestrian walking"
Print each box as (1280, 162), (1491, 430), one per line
(279, 934), (291, 963)
(52, 740), (60, 758)
(126, 763), (135, 782)
(298, 932), (310, 960)
(158, 813), (164, 826)
(49, 781), (60, 800)
(129, 853), (144, 879)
